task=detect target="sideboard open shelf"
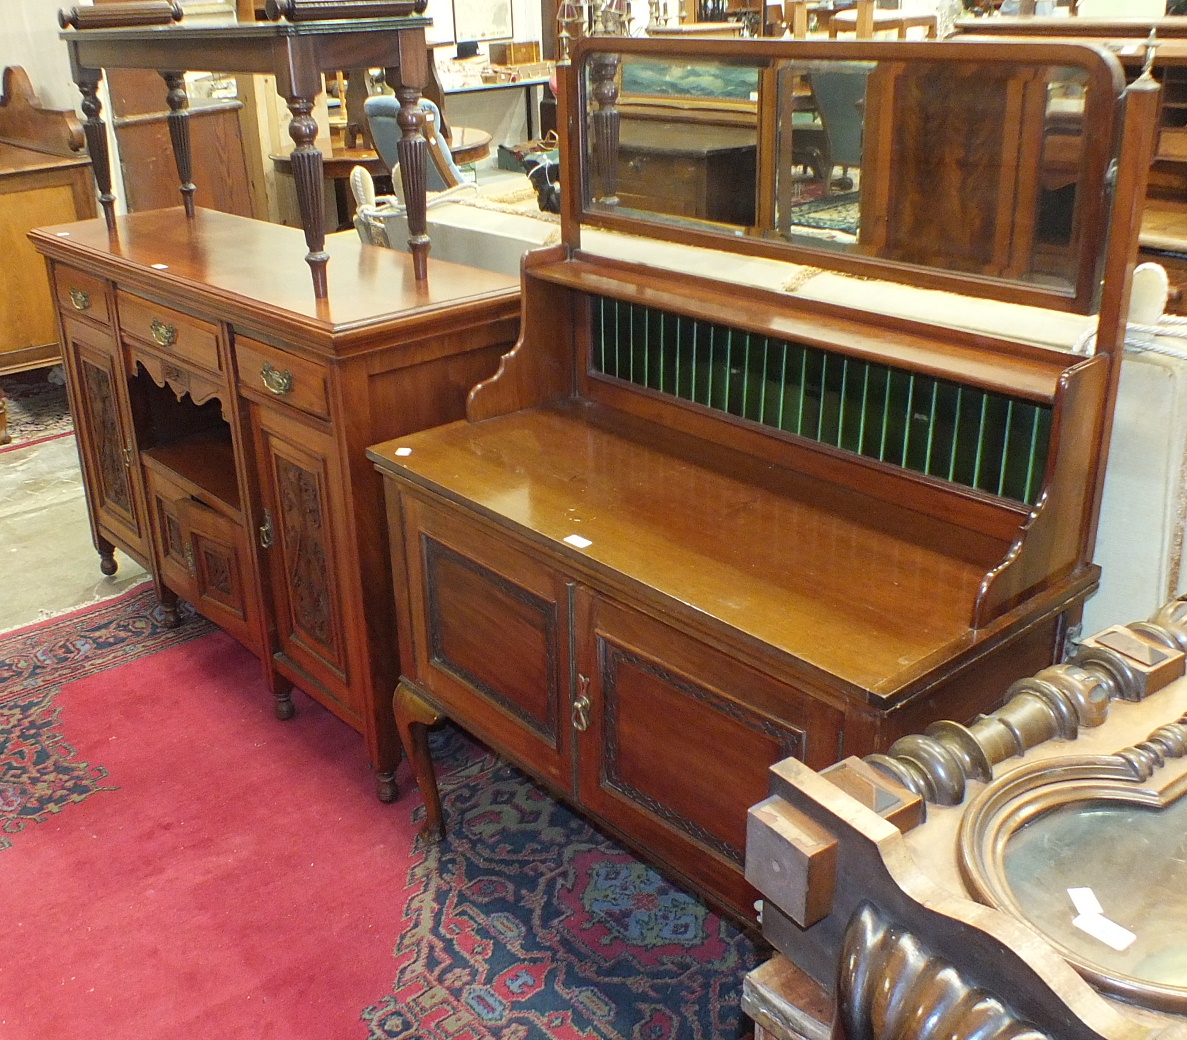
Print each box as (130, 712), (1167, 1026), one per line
(368, 35), (1159, 919)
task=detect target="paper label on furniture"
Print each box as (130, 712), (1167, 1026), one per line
(1073, 913), (1136, 951)
(564, 534), (592, 549)
(1068, 887), (1103, 917)
(394, 447), (412, 456)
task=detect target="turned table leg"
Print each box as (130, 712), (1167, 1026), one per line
(393, 679), (445, 841)
(284, 93), (329, 299)
(74, 67), (117, 231)
(161, 71), (196, 217)
(395, 86), (430, 281)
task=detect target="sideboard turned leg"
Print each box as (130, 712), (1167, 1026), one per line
(159, 586), (181, 629)
(393, 679), (445, 841)
(267, 667), (295, 721)
(161, 70), (196, 217)
(96, 533), (118, 576)
(284, 93), (329, 299)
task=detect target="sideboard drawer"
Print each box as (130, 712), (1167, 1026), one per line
(53, 265), (111, 328)
(117, 291), (221, 374)
(234, 335), (329, 421)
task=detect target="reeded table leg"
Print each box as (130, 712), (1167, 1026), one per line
(284, 93), (329, 299)
(74, 67), (117, 231)
(161, 70), (196, 216)
(395, 86), (429, 280)
(393, 678), (445, 841)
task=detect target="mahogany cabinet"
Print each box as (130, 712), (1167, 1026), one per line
(369, 37), (1158, 920)
(33, 208), (520, 797)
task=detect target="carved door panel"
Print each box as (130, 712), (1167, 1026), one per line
(61, 315), (148, 560)
(573, 589), (840, 916)
(400, 495), (575, 791)
(144, 464), (261, 649)
(250, 402), (355, 713)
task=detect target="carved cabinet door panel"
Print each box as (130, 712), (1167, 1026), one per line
(399, 495), (575, 791)
(60, 315), (149, 561)
(144, 464), (262, 650)
(249, 402), (356, 715)
(572, 589), (840, 916)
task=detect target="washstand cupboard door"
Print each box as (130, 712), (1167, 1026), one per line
(248, 401), (356, 716)
(60, 315), (149, 562)
(143, 467), (260, 649)
(573, 590), (840, 915)
(400, 496), (574, 791)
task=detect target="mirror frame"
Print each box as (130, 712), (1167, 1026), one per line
(569, 36), (1127, 315)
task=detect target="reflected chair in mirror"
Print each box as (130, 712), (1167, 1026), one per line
(365, 95), (485, 193)
(808, 67), (867, 195)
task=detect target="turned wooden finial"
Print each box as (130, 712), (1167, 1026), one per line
(59, 1), (182, 29)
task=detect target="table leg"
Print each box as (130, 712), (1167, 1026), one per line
(526, 82), (536, 142)
(396, 86), (430, 280)
(75, 67), (117, 231)
(162, 71), (196, 217)
(284, 94), (329, 299)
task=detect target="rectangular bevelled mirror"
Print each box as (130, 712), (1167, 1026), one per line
(575, 38), (1125, 313)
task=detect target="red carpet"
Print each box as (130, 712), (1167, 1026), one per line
(0, 590), (759, 1039)
(0, 626), (420, 1039)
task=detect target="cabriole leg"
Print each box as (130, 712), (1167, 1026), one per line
(393, 679), (445, 841)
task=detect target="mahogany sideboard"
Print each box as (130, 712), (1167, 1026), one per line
(367, 38), (1158, 919)
(30, 207), (519, 797)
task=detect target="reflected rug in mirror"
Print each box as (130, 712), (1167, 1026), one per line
(0, 588), (759, 1039)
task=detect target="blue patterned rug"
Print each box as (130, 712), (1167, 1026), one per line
(363, 726), (762, 1040)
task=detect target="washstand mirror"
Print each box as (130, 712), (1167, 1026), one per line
(574, 37), (1126, 313)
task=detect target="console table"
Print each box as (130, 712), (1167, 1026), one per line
(59, 15), (434, 296)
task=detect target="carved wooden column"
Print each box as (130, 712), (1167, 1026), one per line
(161, 70), (196, 216)
(589, 51), (621, 206)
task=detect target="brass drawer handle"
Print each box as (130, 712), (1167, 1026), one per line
(150, 319), (177, 347)
(69, 287), (91, 311)
(261, 362), (294, 396)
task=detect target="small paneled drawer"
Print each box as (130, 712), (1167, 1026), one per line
(234, 336), (329, 421)
(54, 266), (112, 327)
(117, 291), (221, 374)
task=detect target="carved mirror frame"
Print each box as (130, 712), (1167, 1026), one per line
(958, 718), (1187, 1013)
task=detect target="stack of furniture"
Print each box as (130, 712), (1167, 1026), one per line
(368, 35), (1157, 918)
(0, 66), (94, 443)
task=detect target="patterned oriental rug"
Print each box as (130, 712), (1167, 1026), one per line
(783, 190), (861, 236)
(0, 366), (73, 451)
(0, 588), (760, 1039)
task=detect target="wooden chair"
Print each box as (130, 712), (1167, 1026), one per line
(828, 0), (937, 39)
